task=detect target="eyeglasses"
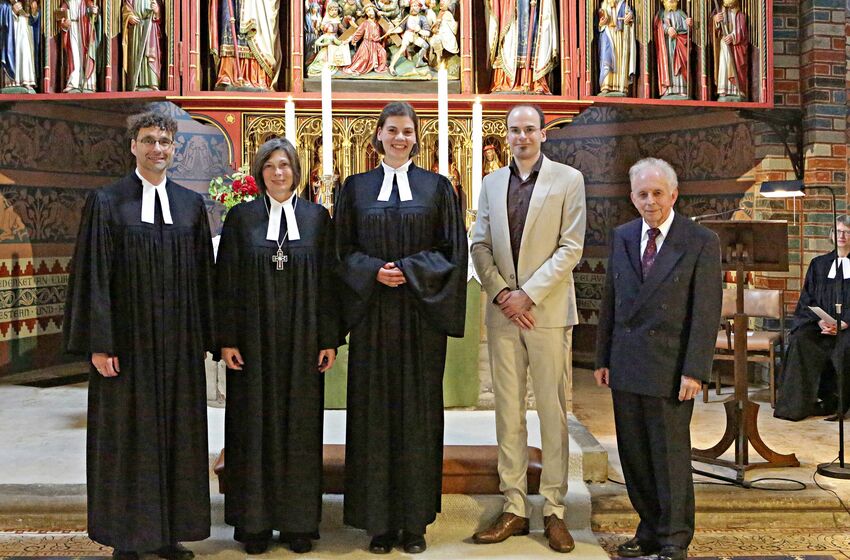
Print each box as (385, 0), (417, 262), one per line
(836, 230), (850, 237)
(138, 137), (174, 148)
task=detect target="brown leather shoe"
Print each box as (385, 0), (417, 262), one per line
(544, 515), (575, 553)
(472, 512), (530, 544)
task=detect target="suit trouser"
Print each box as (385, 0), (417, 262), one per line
(612, 390), (695, 549)
(488, 324), (572, 519)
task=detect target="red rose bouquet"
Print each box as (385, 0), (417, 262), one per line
(209, 164), (260, 219)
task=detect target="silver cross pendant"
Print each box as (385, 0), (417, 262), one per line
(272, 249), (288, 270)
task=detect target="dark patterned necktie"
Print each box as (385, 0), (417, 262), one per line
(642, 228), (661, 279)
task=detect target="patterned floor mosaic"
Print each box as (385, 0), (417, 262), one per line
(1, 531), (849, 559)
(599, 532), (850, 559)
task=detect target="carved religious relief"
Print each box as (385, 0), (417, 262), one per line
(0, 0), (41, 93)
(209, 0), (284, 90)
(485, 0), (559, 94)
(304, 0), (461, 86)
(653, 0), (692, 99)
(710, 0), (749, 102)
(121, 0), (163, 91)
(595, 0), (635, 97)
(57, 0), (100, 92)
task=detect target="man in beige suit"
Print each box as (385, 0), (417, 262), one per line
(470, 105), (586, 553)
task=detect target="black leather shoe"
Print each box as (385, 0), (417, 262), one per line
(401, 531), (427, 554)
(112, 551), (139, 560)
(368, 531), (397, 554)
(658, 545), (687, 560)
(244, 538), (270, 555)
(154, 544), (194, 560)
(617, 536), (660, 558)
(825, 412), (850, 422)
(289, 537), (312, 554)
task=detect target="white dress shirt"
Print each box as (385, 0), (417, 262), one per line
(640, 209), (675, 256)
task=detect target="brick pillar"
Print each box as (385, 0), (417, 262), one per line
(752, 1), (847, 315)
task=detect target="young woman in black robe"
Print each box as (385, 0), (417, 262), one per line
(217, 138), (340, 554)
(775, 215), (850, 421)
(335, 102), (467, 554)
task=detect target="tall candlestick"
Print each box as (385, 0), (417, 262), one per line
(438, 65), (449, 177)
(285, 96), (297, 148)
(321, 68), (333, 177)
(471, 97), (483, 210)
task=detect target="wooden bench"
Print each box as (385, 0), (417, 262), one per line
(214, 444), (543, 495)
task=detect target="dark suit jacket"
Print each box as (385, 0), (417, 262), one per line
(595, 213), (722, 399)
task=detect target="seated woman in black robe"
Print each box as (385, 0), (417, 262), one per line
(217, 138), (340, 554)
(775, 215), (850, 421)
(335, 102), (467, 554)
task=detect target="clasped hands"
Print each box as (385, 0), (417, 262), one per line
(593, 367), (702, 401)
(497, 288), (535, 330)
(376, 262), (406, 288)
(222, 347), (337, 373)
(818, 319), (848, 336)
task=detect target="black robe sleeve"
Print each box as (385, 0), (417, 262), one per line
(215, 203), (243, 350)
(194, 195), (217, 353)
(395, 176), (468, 338)
(63, 190), (114, 356)
(317, 209), (344, 350)
(334, 176), (390, 327)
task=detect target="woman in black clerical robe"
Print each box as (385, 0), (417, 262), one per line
(335, 102), (467, 554)
(217, 138), (340, 555)
(775, 215), (850, 421)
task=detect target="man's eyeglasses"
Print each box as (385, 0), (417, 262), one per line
(836, 230), (850, 238)
(138, 137), (174, 148)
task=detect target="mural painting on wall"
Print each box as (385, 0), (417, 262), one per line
(484, 0), (559, 94)
(210, 0), (282, 90)
(0, 0), (42, 93)
(305, 0), (460, 82)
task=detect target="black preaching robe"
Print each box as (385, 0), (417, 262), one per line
(216, 197), (339, 537)
(775, 251), (850, 420)
(335, 164), (467, 536)
(63, 174), (214, 551)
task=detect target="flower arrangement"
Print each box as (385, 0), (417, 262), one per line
(209, 164), (260, 218)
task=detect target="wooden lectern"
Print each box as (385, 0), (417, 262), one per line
(692, 220), (799, 483)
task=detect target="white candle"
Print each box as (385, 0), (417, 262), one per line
(438, 65), (449, 177)
(471, 97), (483, 210)
(285, 96), (297, 148)
(321, 67), (333, 177)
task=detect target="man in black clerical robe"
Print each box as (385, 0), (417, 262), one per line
(775, 244), (850, 421)
(63, 112), (214, 559)
(335, 163), (467, 542)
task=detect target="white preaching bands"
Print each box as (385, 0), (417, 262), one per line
(137, 170), (173, 224)
(828, 257), (850, 279)
(265, 194), (301, 242)
(378, 160), (413, 202)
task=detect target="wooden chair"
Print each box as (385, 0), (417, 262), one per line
(705, 288), (785, 407)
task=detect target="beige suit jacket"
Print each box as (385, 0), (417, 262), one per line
(471, 156), (586, 328)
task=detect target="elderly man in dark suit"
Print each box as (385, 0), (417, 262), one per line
(594, 158), (722, 560)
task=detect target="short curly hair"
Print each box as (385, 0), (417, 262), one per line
(127, 112), (178, 142)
